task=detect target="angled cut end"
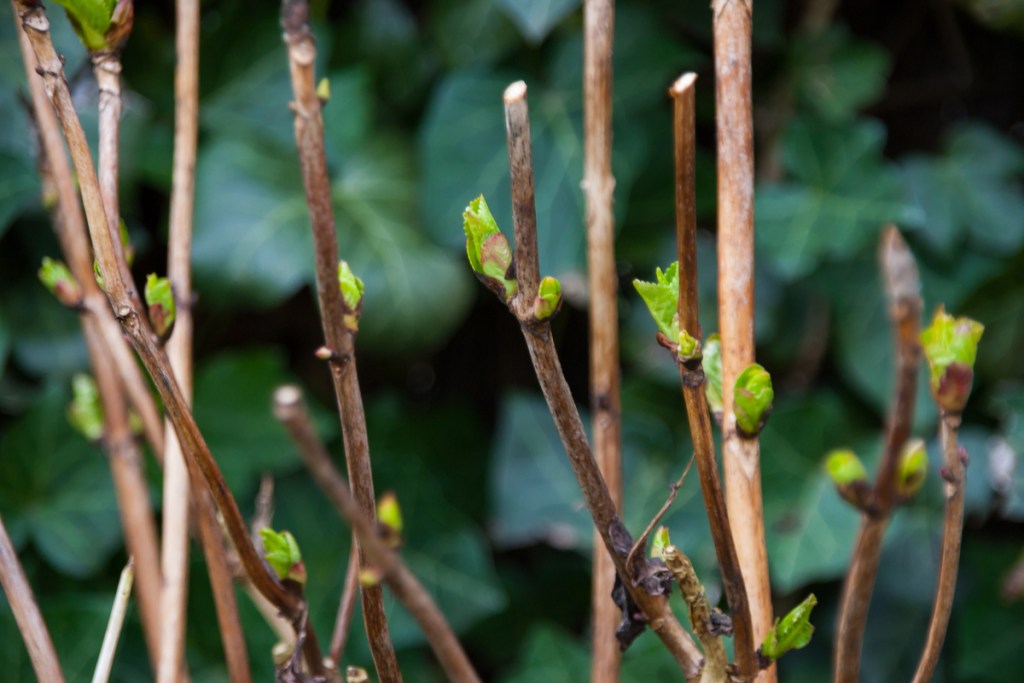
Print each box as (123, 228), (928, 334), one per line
(670, 72), (698, 97)
(273, 385), (302, 416)
(879, 225), (921, 308)
(504, 80), (528, 104)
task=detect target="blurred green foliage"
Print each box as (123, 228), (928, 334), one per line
(1, 0), (1023, 681)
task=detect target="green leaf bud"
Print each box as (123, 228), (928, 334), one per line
(259, 528), (306, 586)
(920, 306), (984, 413)
(632, 262), (680, 341)
(337, 260), (365, 331)
(760, 593), (817, 663)
(358, 567), (382, 587)
(119, 219), (135, 267)
(52, 0), (116, 50)
(346, 666), (370, 683)
(533, 276), (562, 321)
(896, 438), (928, 500)
(38, 257), (82, 308)
(650, 526), (671, 560)
(316, 77), (330, 102)
(677, 329), (701, 363)
(734, 363), (774, 437)
(67, 373), (104, 441)
(825, 449), (873, 510)
(463, 195), (518, 301)
(702, 334), (724, 422)
(144, 273), (176, 340)
(377, 491), (403, 549)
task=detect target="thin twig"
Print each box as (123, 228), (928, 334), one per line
(0, 514), (64, 683)
(712, 2), (774, 678)
(672, 72), (757, 680)
(502, 82), (702, 680)
(834, 227), (922, 683)
(16, 14), (164, 670)
(91, 560), (135, 683)
(273, 386), (481, 683)
(624, 455), (694, 573)
(14, 4), (327, 674)
(910, 413), (966, 683)
(330, 544), (361, 666)
(280, 3), (400, 680)
(582, 1), (622, 680)
(664, 547), (730, 683)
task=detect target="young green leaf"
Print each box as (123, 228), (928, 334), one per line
(337, 260), (365, 322)
(259, 528), (306, 586)
(144, 274), (176, 340)
(377, 491), (403, 549)
(533, 276), (562, 321)
(632, 262), (680, 341)
(702, 334), (724, 421)
(896, 438), (928, 499)
(677, 329), (701, 363)
(463, 195), (517, 301)
(67, 373), (104, 441)
(650, 526), (671, 560)
(51, 0), (116, 51)
(316, 77), (331, 102)
(920, 306), (984, 413)
(760, 593), (817, 662)
(38, 257), (82, 308)
(734, 363), (774, 437)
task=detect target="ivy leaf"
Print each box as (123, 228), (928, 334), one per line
(496, 0), (580, 44)
(902, 125), (1024, 256)
(760, 393), (867, 591)
(0, 385), (120, 577)
(790, 26), (889, 122)
(756, 117), (922, 280)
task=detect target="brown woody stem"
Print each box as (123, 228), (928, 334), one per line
(672, 72), (757, 680)
(273, 386), (481, 683)
(279, 1), (400, 680)
(582, 1), (623, 680)
(14, 2), (326, 674)
(834, 227), (922, 683)
(910, 413), (965, 683)
(329, 545), (361, 666)
(0, 514), (65, 683)
(503, 82), (703, 680)
(712, 2), (774, 677)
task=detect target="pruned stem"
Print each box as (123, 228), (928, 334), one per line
(16, 14), (164, 670)
(14, 2), (326, 674)
(664, 547), (729, 683)
(671, 72), (757, 680)
(502, 81), (702, 680)
(834, 227), (922, 683)
(910, 413), (965, 683)
(273, 386), (481, 683)
(583, 2), (623, 679)
(280, 2), (399, 680)
(0, 514), (64, 683)
(91, 560), (135, 683)
(712, 2), (774, 677)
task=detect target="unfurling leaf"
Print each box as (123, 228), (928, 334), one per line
(51, 0), (116, 50)
(463, 195), (517, 301)
(760, 593), (817, 662)
(650, 526), (671, 560)
(259, 528), (306, 586)
(632, 262), (680, 341)
(677, 329), (701, 363)
(144, 274), (176, 340)
(734, 363), (774, 437)
(702, 334), (724, 421)
(377, 491), (403, 549)
(316, 77), (331, 102)
(67, 374), (104, 441)
(38, 257), (82, 308)
(825, 449), (872, 510)
(337, 260), (365, 331)
(533, 276), (562, 321)
(896, 438), (928, 499)
(920, 306), (984, 413)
